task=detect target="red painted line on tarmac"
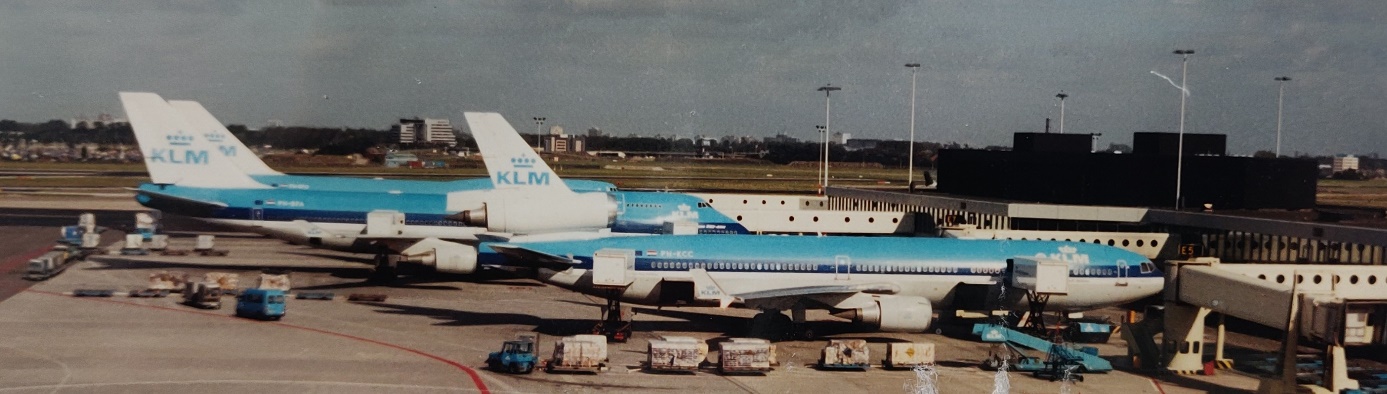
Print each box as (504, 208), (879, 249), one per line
(0, 245), (55, 273)
(26, 289), (490, 394)
(1150, 377), (1167, 394)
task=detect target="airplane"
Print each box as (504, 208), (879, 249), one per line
(477, 235), (1163, 336)
(120, 92), (748, 280)
(167, 99), (616, 193)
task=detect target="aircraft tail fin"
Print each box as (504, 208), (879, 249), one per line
(120, 92), (267, 189)
(462, 112), (571, 192)
(689, 268), (736, 309)
(168, 100), (282, 176)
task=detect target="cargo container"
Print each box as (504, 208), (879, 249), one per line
(1010, 257), (1069, 295)
(256, 273), (291, 291)
(718, 341), (773, 374)
(727, 337), (776, 366)
(546, 336), (607, 373)
(885, 342), (935, 369)
(647, 337), (705, 372)
(119, 234), (148, 255)
(147, 271), (189, 292)
(194, 235), (229, 256)
(820, 339), (870, 370)
(204, 272), (239, 291)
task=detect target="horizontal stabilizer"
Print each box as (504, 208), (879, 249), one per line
(487, 244), (580, 271)
(133, 188), (227, 217)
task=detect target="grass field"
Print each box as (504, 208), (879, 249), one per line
(1318, 178), (1387, 209)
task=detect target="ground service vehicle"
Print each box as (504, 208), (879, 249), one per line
(24, 248), (81, 281)
(182, 281), (223, 309)
(235, 288), (286, 320)
(486, 336), (538, 374)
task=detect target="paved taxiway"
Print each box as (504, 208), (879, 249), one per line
(0, 203), (1258, 393)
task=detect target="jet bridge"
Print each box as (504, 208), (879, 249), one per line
(1155, 258), (1387, 393)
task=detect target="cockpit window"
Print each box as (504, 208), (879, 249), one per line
(1139, 261), (1154, 274)
(698, 202), (710, 208)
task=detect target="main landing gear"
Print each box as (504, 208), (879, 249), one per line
(591, 288), (632, 342)
(368, 252), (398, 284)
(747, 308), (814, 341)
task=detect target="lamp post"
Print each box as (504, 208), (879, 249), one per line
(531, 117), (546, 152)
(817, 84), (841, 193)
(1055, 92), (1068, 134)
(1173, 49), (1194, 209)
(905, 63), (921, 189)
(816, 125), (826, 194)
(1275, 76), (1292, 157)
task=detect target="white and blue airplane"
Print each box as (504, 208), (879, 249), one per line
(478, 235), (1164, 334)
(167, 99), (617, 193)
(120, 92), (747, 278)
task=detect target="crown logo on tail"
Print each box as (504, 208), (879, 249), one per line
(166, 131), (194, 147)
(203, 132), (226, 143)
(511, 156), (536, 169)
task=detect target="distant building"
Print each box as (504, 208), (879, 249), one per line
(834, 132), (851, 144)
(396, 118), (456, 146)
(765, 133), (799, 144)
(68, 113), (127, 129)
(395, 119), (419, 144)
(542, 135), (584, 153)
(696, 136), (718, 147)
(1333, 155), (1360, 173)
(421, 118), (456, 146)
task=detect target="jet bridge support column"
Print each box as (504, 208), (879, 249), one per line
(1213, 313), (1233, 369)
(1164, 304), (1210, 374)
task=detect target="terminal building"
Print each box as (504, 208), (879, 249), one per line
(796, 132), (1384, 265)
(938, 132), (1317, 210)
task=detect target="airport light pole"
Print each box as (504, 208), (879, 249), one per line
(816, 125), (827, 193)
(1055, 92), (1068, 134)
(1173, 49), (1194, 210)
(532, 117), (546, 152)
(906, 63), (921, 189)
(817, 84), (841, 194)
(1275, 76), (1291, 157)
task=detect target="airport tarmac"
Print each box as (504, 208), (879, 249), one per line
(0, 206), (1260, 393)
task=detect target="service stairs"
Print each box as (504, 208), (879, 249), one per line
(974, 323), (1113, 372)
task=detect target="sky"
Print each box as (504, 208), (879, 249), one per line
(1, 0), (1384, 156)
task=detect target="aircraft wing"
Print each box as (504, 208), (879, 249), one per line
(690, 268), (899, 309)
(486, 244), (581, 271)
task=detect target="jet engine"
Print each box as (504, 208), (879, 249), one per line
(832, 295), (934, 332)
(398, 238), (478, 274)
(455, 192), (618, 234)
